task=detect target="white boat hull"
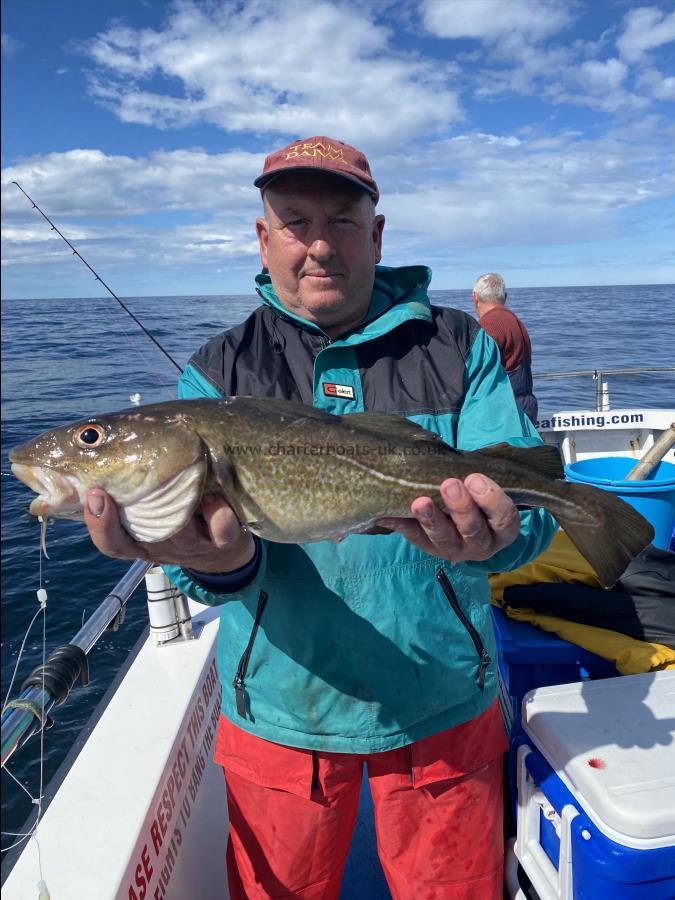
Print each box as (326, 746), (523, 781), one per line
(3, 603), (230, 900)
(537, 408), (674, 465)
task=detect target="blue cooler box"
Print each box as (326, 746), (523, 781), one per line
(513, 671), (675, 899)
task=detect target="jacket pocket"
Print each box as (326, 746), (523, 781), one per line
(436, 569), (491, 692)
(232, 590), (269, 718)
(409, 700), (507, 788)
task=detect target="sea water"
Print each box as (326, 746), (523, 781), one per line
(2, 284), (674, 858)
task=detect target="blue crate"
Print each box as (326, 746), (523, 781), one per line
(491, 606), (617, 736)
(491, 606), (620, 827)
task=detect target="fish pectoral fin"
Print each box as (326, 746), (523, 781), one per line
(359, 524), (395, 535)
(120, 457), (206, 543)
(242, 520), (264, 534)
(475, 442), (564, 479)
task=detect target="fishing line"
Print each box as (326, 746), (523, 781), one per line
(12, 181), (183, 375)
(1, 526), (47, 715)
(1, 529), (49, 871)
(89, 294), (176, 396)
(0, 607), (43, 716)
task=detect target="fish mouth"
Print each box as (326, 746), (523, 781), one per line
(10, 463), (83, 519)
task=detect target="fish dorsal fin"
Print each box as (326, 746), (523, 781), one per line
(478, 442), (564, 479)
(120, 457), (207, 543)
(341, 411), (456, 451)
(231, 398), (455, 452)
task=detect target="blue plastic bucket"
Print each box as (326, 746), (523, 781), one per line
(565, 457), (675, 551)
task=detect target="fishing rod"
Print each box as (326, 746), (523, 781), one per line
(12, 181), (183, 374)
(1, 560), (152, 767)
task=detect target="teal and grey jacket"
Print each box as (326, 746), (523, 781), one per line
(165, 265), (556, 753)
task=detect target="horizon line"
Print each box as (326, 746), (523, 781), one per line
(4, 281), (675, 302)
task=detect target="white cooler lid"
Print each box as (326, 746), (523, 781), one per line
(522, 670), (675, 847)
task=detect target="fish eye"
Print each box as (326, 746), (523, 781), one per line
(76, 424), (105, 448)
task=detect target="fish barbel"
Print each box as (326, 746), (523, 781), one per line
(9, 396), (654, 587)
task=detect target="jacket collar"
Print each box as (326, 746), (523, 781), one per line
(254, 264), (433, 345)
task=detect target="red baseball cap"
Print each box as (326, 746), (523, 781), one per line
(254, 136), (379, 204)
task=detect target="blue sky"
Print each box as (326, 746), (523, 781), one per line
(2, 0), (674, 298)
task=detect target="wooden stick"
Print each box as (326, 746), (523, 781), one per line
(624, 423), (675, 481)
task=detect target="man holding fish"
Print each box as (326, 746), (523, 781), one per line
(10, 137), (650, 898)
(98, 135), (550, 899)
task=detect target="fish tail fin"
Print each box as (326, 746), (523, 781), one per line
(552, 481), (654, 588)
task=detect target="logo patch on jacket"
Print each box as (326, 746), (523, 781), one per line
(323, 383), (355, 399)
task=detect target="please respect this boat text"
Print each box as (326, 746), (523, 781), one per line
(124, 658), (221, 900)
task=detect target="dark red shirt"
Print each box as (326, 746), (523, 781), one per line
(479, 305), (532, 372)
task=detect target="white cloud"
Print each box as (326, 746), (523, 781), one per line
(1, 148), (267, 276)
(421, 2), (672, 115)
(2, 147), (265, 218)
(422, 0), (570, 44)
(617, 6), (675, 63)
(166, 224), (260, 261)
(1, 224), (94, 243)
(637, 68), (675, 101)
(466, 133), (521, 148)
(3, 3), (674, 293)
(461, 39), (644, 115)
(2, 215), (260, 271)
(1, 32), (23, 57)
(560, 57), (635, 113)
(375, 130), (675, 256)
(578, 58), (628, 94)
(7, 122), (673, 277)
(83, 0), (461, 147)
(70, 1), (675, 154)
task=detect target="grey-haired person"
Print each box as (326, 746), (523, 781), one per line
(472, 273), (538, 423)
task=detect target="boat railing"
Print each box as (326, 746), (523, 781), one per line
(1, 559), (151, 767)
(533, 366), (675, 412)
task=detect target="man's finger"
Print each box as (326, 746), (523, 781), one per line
(439, 478), (492, 553)
(464, 474), (520, 546)
(376, 516), (437, 553)
(84, 489), (147, 560)
(200, 494), (250, 549)
(410, 496), (463, 555)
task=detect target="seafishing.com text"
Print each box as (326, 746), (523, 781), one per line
(536, 412), (645, 430)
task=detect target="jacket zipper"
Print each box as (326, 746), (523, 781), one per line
(436, 569), (491, 692)
(232, 590), (269, 718)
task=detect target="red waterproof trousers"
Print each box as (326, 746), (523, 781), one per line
(215, 701), (507, 899)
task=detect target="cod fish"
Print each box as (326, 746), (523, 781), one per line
(9, 396), (653, 587)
